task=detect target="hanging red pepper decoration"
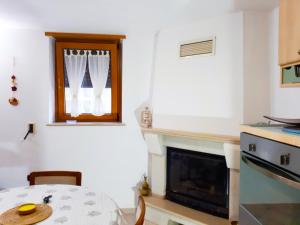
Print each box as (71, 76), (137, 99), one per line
(9, 74), (19, 106)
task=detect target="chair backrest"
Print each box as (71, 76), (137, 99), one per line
(27, 171), (82, 186)
(135, 196), (146, 225)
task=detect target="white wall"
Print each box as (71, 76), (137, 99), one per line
(0, 6), (292, 209)
(0, 27), (152, 208)
(269, 8), (300, 118)
(151, 13), (244, 135)
(243, 12), (271, 124)
(150, 11), (274, 135)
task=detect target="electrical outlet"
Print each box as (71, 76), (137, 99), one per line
(24, 123), (35, 140)
(29, 123), (34, 133)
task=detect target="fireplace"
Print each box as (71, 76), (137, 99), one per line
(166, 147), (230, 218)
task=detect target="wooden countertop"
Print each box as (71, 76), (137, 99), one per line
(142, 127), (240, 145)
(144, 195), (230, 225)
(240, 125), (300, 147)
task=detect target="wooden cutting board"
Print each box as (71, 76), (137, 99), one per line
(0, 204), (52, 225)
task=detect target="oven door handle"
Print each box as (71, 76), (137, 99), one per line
(242, 155), (300, 190)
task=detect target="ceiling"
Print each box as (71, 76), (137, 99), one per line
(0, 0), (279, 32)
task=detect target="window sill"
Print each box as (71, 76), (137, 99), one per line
(47, 122), (126, 127)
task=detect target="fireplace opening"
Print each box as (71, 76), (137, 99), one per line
(166, 147), (230, 218)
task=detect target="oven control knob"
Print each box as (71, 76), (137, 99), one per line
(249, 144), (256, 152)
(280, 154), (290, 166)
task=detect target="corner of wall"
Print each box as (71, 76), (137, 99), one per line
(48, 38), (55, 123)
(243, 11), (272, 124)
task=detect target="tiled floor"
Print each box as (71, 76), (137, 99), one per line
(144, 221), (157, 225)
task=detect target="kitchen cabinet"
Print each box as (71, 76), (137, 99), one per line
(279, 0), (300, 66)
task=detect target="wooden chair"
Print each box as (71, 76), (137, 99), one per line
(135, 196), (146, 225)
(27, 171), (82, 186)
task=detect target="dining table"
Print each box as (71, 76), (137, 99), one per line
(0, 184), (128, 225)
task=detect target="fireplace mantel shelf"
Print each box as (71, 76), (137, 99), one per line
(142, 127), (240, 145)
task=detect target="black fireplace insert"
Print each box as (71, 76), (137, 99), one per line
(166, 147), (229, 218)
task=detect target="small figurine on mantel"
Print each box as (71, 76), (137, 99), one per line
(139, 175), (151, 196)
(141, 107), (152, 128)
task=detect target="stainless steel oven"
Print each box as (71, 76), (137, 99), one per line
(240, 132), (300, 225)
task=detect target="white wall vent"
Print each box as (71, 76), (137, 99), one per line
(180, 37), (215, 57)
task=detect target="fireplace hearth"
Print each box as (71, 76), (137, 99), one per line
(166, 147), (230, 218)
(142, 128), (240, 223)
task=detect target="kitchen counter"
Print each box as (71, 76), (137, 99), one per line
(240, 125), (300, 148)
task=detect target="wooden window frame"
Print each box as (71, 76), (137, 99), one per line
(46, 32), (125, 122)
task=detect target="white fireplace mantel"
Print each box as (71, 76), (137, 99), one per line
(142, 127), (241, 223)
(142, 127), (240, 170)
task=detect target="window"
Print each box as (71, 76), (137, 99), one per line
(46, 32), (125, 122)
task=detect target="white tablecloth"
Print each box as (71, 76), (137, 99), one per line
(0, 185), (126, 225)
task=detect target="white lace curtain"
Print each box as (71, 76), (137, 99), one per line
(88, 50), (110, 116)
(64, 50), (110, 117)
(64, 50), (87, 117)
